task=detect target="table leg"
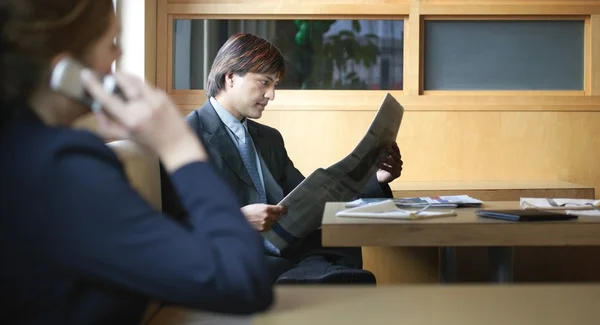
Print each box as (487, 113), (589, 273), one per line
(440, 247), (457, 283)
(488, 246), (514, 283)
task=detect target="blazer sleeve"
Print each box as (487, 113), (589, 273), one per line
(34, 134), (272, 314)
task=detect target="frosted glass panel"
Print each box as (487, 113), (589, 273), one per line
(424, 20), (585, 90)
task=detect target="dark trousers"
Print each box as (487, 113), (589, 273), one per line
(264, 229), (363, 283)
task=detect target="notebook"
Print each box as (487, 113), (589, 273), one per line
(476, 209), (578, 222)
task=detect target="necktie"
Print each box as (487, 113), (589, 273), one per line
(238, 127), (280, 255)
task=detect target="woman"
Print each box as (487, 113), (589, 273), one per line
(0, 1), (273, 324)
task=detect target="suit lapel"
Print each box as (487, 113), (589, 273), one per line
(195, 102), (253, 187)
(208, 127), (254, 187)
(247, 123), (271, 166)
(248, 122), (285, 203)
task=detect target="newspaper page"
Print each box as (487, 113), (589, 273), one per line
(261, 93), (404, 251)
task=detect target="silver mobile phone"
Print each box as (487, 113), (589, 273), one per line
(49, 57), (125, 112)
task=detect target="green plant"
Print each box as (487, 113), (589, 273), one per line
(294, 20), (380, 89)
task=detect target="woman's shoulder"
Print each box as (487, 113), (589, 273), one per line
(2, 117), (120, 171)
(52, 127), (117, 159)
(1, 118), (124, 196)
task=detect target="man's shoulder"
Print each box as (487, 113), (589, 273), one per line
(184, 101), (214, 133)
(247, 120), (282, 138)
(184, 100), (211, 120)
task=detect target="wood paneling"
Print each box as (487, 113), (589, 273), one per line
(156, 0), (169, 90)
(145, 0), (158, 86)
(165, 0), (410, 15)
(405, 0), (421, 95)
(173, 91), (600, 112)
(592, 15), (600, 95)
(420, 0), (600, 15)
(251, 110), (600, 198)
(391, 180), (596, 200)
(166, 15), (174, 92)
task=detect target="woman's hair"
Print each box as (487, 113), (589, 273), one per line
(206, 33), (286, 98)
(1, 0), (114, 121)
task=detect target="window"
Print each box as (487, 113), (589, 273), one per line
(172, 19), (404, 90)
(423, 20), (585, 91)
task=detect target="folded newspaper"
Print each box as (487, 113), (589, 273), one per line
(261, 93), (404, 251)
(520, 198), (600, 217)
(345, 195), (483, 208)
(337, 200), (457, 220)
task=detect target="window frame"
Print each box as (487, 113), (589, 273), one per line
(151, 0), (600, 113)
(420, 15), (589, 95)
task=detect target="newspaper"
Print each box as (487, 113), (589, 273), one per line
(345, 195), (483, 208)
(336, 200), (457, 220)
(520, 198), (600, 217)
(261, 93), (404, 251)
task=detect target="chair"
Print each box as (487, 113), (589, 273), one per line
(106, 140), (162, 325)
(106, 140), (161, 211)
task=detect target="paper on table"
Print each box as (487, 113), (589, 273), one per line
(520, 198), (600, 217)
(345, 195), (483, 208)
(336, 200), (457, 220)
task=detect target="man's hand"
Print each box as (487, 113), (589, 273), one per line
(376, 142), (403, 184)
(241, 204), (287, 232)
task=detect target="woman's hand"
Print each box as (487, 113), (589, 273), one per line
(81, 71), (207, 172)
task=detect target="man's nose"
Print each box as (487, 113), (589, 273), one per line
(265, 87), (275, 101)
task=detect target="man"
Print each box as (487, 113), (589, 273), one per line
(163, 33), (403, 284)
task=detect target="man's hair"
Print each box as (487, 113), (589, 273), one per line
(206, 33), (285, 97)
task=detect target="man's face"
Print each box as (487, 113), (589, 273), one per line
(225, 72), (279, 120)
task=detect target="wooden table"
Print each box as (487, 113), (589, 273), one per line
(322, 201), (600, 283)
(148, 285), (600, 325)
(391, 180), (596, 200)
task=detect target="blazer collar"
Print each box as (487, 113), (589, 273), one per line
(196, 101), (253, 187)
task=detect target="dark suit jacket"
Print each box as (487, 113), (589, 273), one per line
(0, 109), (272, 325)
(162, 100), (392, 216)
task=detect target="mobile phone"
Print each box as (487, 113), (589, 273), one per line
(49, 57), (125, 112)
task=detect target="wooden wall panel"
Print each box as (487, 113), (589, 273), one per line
(174, 91), (600, 112)
(166, 0), (410, 15)
(591, 15), (600, 95)
(145, 0), (158, 86)
(420, 0), (600, 15)
(404, 0), (421, 95)
(256, 110), (600, 198)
